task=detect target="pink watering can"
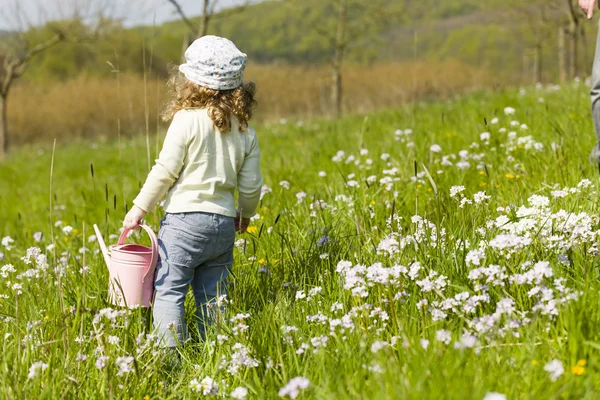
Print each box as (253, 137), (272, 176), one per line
(93, 224), (158, 308)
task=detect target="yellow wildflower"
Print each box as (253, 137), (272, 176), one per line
(571, 365), (585, 376)
(246, 226), (258, 234)
(144, 396), (150, 400)
(73, 229), (79, 235)
(479, 171), (485, 176)
(531, 360), (539, 366)
(370, 200), (376, 205)
(258, 258), (265, 264)
(506, 173), (515, 179)
(577, 359), (586, 367)
(63, 237), (69, 243)
(273, 259), (279, 264)
(44, 315), (49, 321)
(480, 182), (487, 187)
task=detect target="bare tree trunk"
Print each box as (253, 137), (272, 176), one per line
(0, 94), (7, 160)
(180, 32), (192, 63)
(331, 0), (347, 119)
(581, 23), (589, 77)
(178, 0), (210, 62)
(559, 26), (566, 82)
(570, 19), (579, 78)
(198, 0), (210, 38)
(522, 53), (529, 84)
(533, 45), (542, 83)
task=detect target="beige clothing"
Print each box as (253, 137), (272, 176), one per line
(133, 109), (262, 218)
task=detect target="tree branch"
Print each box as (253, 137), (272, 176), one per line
(566, 0), (580, 23)
(1, 33), (64, 96)
(213, 1), (251, 20)
(23, 33), (63, 61)
(166, 0), (198, 34)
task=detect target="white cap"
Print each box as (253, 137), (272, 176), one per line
(179, 35), (247, 90)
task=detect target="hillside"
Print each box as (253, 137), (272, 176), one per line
(16, 0), (589, 84)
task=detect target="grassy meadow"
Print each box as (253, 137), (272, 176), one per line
(2, 81), (600, 399)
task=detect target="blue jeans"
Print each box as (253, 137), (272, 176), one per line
(153, 211), (235, 347)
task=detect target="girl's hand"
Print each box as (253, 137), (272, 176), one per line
(234, 215), (250, 233)
(123, 205), (147, 230)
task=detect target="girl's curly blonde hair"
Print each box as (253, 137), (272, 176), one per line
(162, 69), (257, 133)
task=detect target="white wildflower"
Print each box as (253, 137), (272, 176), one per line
(544, 359), (564, 381)
(296, 192), (307, 204)
(483, 393), (507, 400)
(436, 329), (452, 344)
(1, 236), (14, 250)
(279, 181), (290, 190)
(115, 356), (134, 375)
(278, 377), (310, 399)
(231, 387), (249, 399)
(430, 144), (442, 153)
(95, 356), (109, 370)
(449, 186), (465, 198)
(27, 361), (48, 379)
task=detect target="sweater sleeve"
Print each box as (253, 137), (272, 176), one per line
(133, 112), (189, 212)
(237, 128), (263, 218)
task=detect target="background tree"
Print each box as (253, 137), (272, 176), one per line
(299, 0), (409, 118)
(0, 0), (123, 159)
(505, 0), (559, 84)
(166, 0), (249, 61)
(564, 0), (586, 79)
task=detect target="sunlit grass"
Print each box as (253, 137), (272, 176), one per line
(1, 81), (600, 399)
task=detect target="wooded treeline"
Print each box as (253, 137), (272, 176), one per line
(6, 0), (596, 84)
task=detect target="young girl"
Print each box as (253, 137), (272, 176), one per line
(122, 35), (262, 348)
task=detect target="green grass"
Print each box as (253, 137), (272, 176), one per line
(2, 82), (600, 399)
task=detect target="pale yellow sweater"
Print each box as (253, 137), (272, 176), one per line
(133, 108), (263, 218)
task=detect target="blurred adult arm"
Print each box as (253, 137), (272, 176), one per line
(580, 0), (599, 19)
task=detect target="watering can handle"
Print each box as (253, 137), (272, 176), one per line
(118, 225), (159, 283)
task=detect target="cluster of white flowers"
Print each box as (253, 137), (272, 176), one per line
(450, 187), (491, 208)
(1, 236), (14, 250)
(224, 343), (260, 375)
(278, 377), (310, 399)
(115, 356), (134, 376)
(92, 308), (129, 329)
(230, 313), (251, 336)
(27, 361), (48, 379)
(544, 359), (564, 381)
(190, 376), (219, 396)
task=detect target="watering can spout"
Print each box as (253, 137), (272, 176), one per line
(93, 224), (111, 271)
